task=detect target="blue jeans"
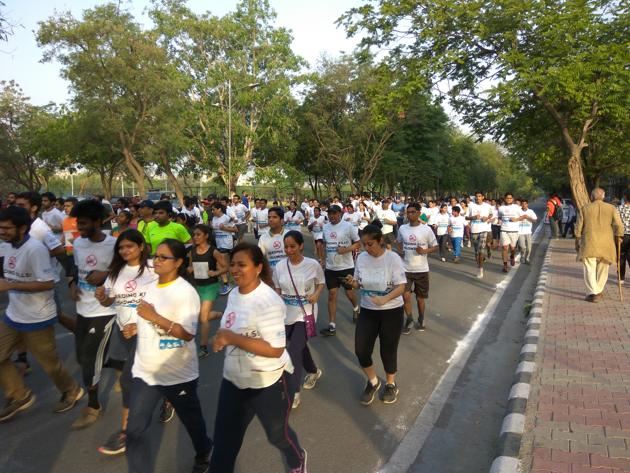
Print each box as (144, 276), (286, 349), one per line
(451, 237), (463, 257)
(126, 377), (212, 473)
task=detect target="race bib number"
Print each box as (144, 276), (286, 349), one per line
(159, 338), (184, 350)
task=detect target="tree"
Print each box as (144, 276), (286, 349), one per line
(340, 0), (630, 209)
(37, 3), (185, 198)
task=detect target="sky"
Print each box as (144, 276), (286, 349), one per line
(0, 0), (361, 105)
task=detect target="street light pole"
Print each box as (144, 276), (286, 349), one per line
(228, 79), (232, 198)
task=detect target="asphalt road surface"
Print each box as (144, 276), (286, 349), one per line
(0, 206), (547, 473)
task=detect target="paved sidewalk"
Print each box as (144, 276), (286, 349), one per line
(520, 238), (630, 473)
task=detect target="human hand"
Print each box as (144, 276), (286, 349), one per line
(94, 286), (108, 303)
(212, 328), (233, 352)
(122, 323), (137, 339)
(137, 300), (158, 321)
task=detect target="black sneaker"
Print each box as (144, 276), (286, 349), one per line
(402, 317), (413, 335)
(382, 383), (399, 404)
(361, 379), (381, 405)
(289, 449), (307, 473)
(98, 430), (126, 455)
(320, 325), (336, 337)
(191, 453), (210, 473)
(414, 321), (426, 331)
(159, 400), (175, 423)
(0, 390), (35, 422)
(54, 385), (84, 413)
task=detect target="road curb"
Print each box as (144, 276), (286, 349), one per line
(489, 238), (553, 473)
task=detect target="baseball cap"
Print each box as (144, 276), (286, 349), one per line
(139, 200), (154, 208)
(328, 204), (342, 213)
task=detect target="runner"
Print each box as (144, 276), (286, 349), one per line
(284, 201), (305, 232)
(211, 202), (237, 295)
(0, 206), (83, 422)
(136, 200), (156, 243)
(273, 231), (325, 409)
(94, 229), (157, 455)
(187, 224), (227, 359)
(69, 199), (117, 429)
(321, 204), (361, 336)
(466, 192), (494, 278)
(41, 192), (65, 240)
(490, 198), (501, 258)
(126, 239), (212, 473)
(448, 206), (467, 263)
(397, 203), (439, 334)
(498, 193), (522, 273)
(345, 224), (406, 405)
(376, 199), (397, 250)
(258, 206), (289, 268)
(307, 206), (326, 266)
(146, 200), (191, 256)
(210, 243), (306, 473)
(343, 203), (362, 229)
(357, 201), (372, 235)
(229, 195), (249, 243)
(517, 199), (538, 264)
(431, 204), (450, 262)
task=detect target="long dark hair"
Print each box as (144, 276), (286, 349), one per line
(156, 239), (189, 278)
(109, 229), (150, 283)
(231, 242), (273, 287)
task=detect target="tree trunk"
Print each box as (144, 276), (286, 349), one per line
(159, 152), (184, 205)
(98, 170), (112, 200)
(568, 153), (590, 211)
(122, 148), (146, 198)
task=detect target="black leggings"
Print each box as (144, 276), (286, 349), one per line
(355, 306), (404, 374)
(74, 314), (115, 388)
(621, 234), (630, 281)
(286, 322), (317, 395)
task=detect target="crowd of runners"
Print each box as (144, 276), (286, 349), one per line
(0, 189), (544, 473)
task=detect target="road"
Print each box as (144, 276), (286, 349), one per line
(0, 206), (547, 473)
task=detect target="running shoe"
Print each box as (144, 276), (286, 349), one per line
(402, 316), (413, 335)
(453, 256), (460, 263)
(219, 284), (231, 295)
(302, 368), (322, 390)
(292, 392), (301, 409)
(191, 453), (210, 473)
(352, 307), (360, 324)
(382, 383), (399, 404)
(477, 267), (484, 279)
(414, 321), (426, 331)
(361, 379), (381, 405)
(502, 263), (508, 273)
(98, 430), (126, 455)
(0, 390), (35, 422)
(290, 449), (308, 473)
(198, 346), (210, 359)
(319, 325), (336, 337)
(71, 406), (102, 430)
(440, 257), (446, 262)
(510, 254), (516, 266)
(54, 385), (84, 413)
(159, 400), (175, 423)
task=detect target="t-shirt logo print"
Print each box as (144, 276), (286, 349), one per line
(7, 256), (16, 269)
(225, 311), (236, 329)
(124, 280), (137, 292)
(330, 232), (337, 239)
(409, 234), (417, 243)
(272, 240), (281, 250)
(86, 254), (98, 267)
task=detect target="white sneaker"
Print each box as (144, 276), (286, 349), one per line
(292, 392), (301, 409)
(302, 368), (322, 390)
(477, 267), (484, 278)
(441, 257), (446, 262)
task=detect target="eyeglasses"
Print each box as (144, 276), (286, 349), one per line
(153, 254), (177, 262)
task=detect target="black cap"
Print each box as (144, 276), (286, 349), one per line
(328, 204), (342, 213)
(138, 200), (154, 208)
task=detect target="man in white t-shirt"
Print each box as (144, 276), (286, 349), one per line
(229, 195), (250, 243)
(258, 206), (288, 268)
(376, 199), (398, 249)
(517, 199), (538, 264)
(0, 206), (83, 422)
(498, 193), (523, 273)
(466, 192), (494, 278)
(396, 202), (438, 334)
(321, 205), (361, 336)
(41, 192), (65, 239)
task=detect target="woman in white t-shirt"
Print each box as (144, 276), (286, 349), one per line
(357, 201), (372, 234)
(125, 239), (212, 473)
(284, 200), (304, 232)
(345, 224), (407, 406)
(210, 243), (306, 473)
(307, 206), (327, 266)
(273, 230), (325, 409)
(94, 229), (157, 456)
(211, 202), (238, 294)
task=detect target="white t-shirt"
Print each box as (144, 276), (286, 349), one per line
(73, 235), (117, 318)
(230, 203), (248, 225)
(518, 209), (538, 235)
(104, 264), (158, 329)
(431, 212), (450, 236)
(376, 208), (397, 235)
(132, 277), (200, 386)
(29, 217), (62, 283)
(343, 211), (362, 228)
(220, 282), (293, 389)
(273, 257), (325, 325)
(42, 208), (65, 235)
(357, 210), (371, 230)
(323, 221), (360, 271)
(468, 202), (494, 234)
(499, 204), (522, 232)
(258, 229), (288, 267)
(354, 250), (406, 311)
(212, 214), (235, 250)
(2, 238), (57, 325)
(254, 208), (269, 231)
(449, 215), (467, 238)
(396, 223), (438, 273)
(284, 210), (304, 231)
(423, 206), (439, 221)
(309, 215), (326, 240)
(180, 206), (201, 224)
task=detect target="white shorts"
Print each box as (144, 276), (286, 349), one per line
(500, 231), (519, 247)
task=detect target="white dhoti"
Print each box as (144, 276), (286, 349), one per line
(583, 257), (609, 295)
